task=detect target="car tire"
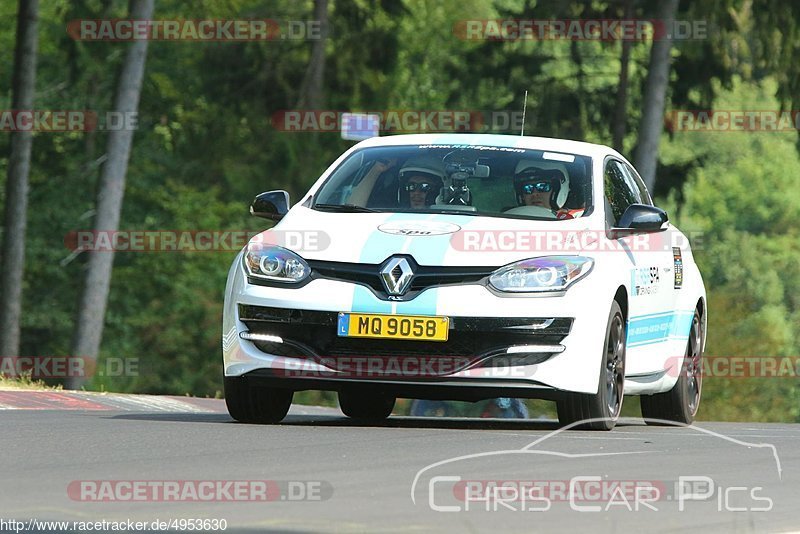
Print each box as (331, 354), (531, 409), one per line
(224, 375), (293, 424)
(339, 389), (395, 421)
(641, 307), (704, 425)
(557, 300), (626, 431)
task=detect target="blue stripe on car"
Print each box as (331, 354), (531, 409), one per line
(394, 214), (479, 316)
(351, 285), (392, 314)
(350, 213), (481, 316)
(626, 310), (695, 347)
(350, 213), (430, 313)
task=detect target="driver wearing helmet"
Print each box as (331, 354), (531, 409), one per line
(398, 158), (445, 209)
(514, 167), (564, 210)
(514, 166), (584, 219)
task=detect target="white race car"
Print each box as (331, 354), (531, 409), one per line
(222, 134), (706, 430)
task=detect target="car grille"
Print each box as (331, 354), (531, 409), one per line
(238, 305), (572, 373)
(306, 258), (495, 300)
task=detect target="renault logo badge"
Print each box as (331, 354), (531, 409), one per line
(380, 257), (414, 296)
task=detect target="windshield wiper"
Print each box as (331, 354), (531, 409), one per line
(313, 203), (378, 213)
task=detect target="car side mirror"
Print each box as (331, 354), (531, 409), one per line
(250, 190), (290, 221)
(616, 204), (668, 232)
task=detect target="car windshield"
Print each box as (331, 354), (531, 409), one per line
(312, 144), (593, 220)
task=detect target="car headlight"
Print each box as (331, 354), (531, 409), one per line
(489, 256), (593, 293)
(243, 243), (310, 283)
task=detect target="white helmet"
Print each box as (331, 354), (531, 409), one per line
(514, 159), (570, 208)
(397, 156), (445, 206)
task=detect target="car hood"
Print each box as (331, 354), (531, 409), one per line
(254, 205), (599, 267)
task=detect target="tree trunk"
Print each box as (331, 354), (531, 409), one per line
(634, 0), (679, 191)
(66, 0), (155, 390)
(295, 0), (329, 109)
(612, 0), (633, 152)
(569, 40), (588, 139)
(0, 0), (39, 362)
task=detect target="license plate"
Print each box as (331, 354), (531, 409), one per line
(337, 313), (449, 341)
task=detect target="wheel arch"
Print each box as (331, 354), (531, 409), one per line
(695, 296), (707, 352)
(613, 285), (628, 320)
(696, 296), (705, 317)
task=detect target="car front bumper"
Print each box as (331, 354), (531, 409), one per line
(222, 253), (612, 396)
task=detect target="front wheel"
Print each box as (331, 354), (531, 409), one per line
(224, 375), (293, 424)
(641, 307), (704, 425)
(339, 388), (395, 421)
(557, 300), (626, 431)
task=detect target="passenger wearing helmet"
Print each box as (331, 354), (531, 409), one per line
(398, 158), (445, 209)
(514, 167), (565, 211)
(512, 166), (585, 219)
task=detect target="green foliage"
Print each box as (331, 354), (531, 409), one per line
(663, 77), (800, 422)
(92, 181), (260, 395)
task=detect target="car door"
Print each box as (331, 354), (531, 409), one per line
(603, 158), (675, 375)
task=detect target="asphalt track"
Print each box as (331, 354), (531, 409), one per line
(1, 390), (798, 533)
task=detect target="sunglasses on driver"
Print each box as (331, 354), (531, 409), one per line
(404, 182), (435, 193)
(521, 181), (553, 194)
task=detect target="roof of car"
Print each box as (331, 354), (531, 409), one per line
(353, 133), (618, 160)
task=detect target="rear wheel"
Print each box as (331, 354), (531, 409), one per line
(339, 388), (395, 421)
(641, 307), (704, 425)
(224, 375), (293, 424)
(557, 300), (626, 431)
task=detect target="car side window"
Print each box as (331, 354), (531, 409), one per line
(603, 159), (640, 226)
(622, 163), (653, 206)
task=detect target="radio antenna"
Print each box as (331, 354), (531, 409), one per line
(520, 90), (528, 136)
